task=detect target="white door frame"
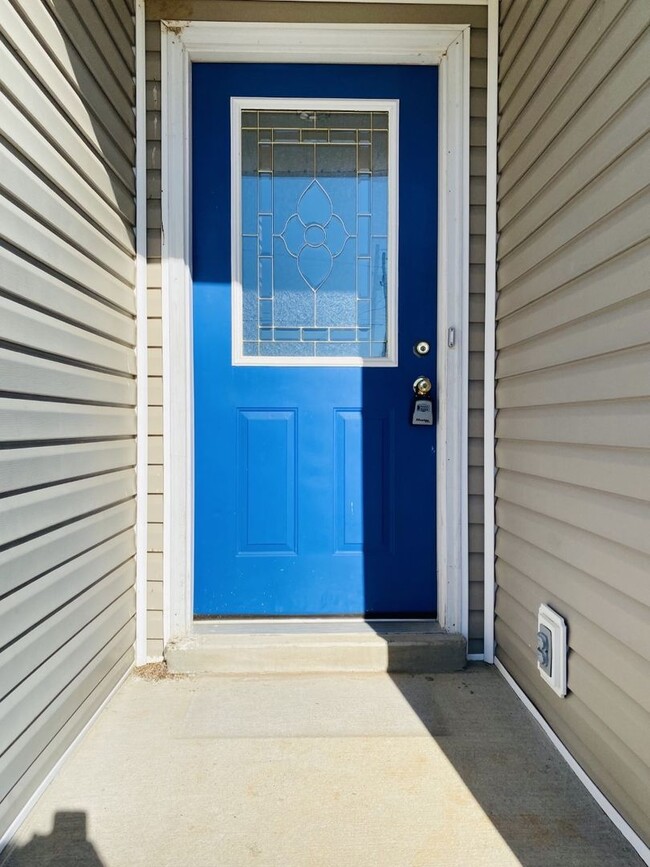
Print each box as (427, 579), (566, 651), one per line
(160, 21), (470, 644)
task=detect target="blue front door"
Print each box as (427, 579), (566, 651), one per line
(193, 63), (438, 616)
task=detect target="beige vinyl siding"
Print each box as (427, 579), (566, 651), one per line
(495, 0), (650, 843)
(0, 0), (136, 838)
(144, 1), (487, 657)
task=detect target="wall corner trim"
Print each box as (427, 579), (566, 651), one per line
(482, 0), (498, 664)
(135, 0), (149, 666)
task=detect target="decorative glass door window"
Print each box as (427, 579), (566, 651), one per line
(231, 98), (398, 365)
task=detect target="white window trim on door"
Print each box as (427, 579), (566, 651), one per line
(231, 96), (400, 367)
(161, 21), (470, 644)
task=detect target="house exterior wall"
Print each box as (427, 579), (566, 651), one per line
(495, 0), (650, 843)
(0, 0), (137, 838)
(144, 0), (488, 656)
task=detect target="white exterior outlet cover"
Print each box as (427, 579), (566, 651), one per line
(538, 604), (567, 697)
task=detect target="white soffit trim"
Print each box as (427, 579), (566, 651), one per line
(134, 0), (148, 665)
(277, 0), (487, 3)
(172, 23), (466, 65)
(161, 21), (470, 641)
(495, 660), (650, 864)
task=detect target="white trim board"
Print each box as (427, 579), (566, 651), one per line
(482, 0), (498, 665)
(161, 21), (470, 643)
(134, 0), (148, 665)
(267, 0), (488, 3)
(495, 660), (650, 864)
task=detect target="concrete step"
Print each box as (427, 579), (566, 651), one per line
(165, 621), (466, 675)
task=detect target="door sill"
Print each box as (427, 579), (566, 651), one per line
(166, 619), (465, 675)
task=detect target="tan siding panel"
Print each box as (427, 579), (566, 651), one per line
(0, 200), (135, 314)
(496, 638), (650, 839)
(496, 469), (650, 557)
(147, 580), (163, 610)
(499, 137), (650, 287)
(499, 0), (590, 109)
(0, 246), (135, 344)
(496, 560), (650, 713)
(497, 292), (650, 378)
(497, 191), (650, 309)
(499, 85), (650, 251)
(0, 617), (135, 804)
(0, 346), (135, 405)
(13, 0), (134, 130)
(496, 499), (650, 607)
(497, 241), (649, 346)
(148, 464), (163, 494)
(499, 0), (540, 61)
(497, 345), (650, 408)
(496, 399), (650, 449)
(147, 639), (164, 659)
(495, 588), (650, 768)
(148, 435), (163, 464)
(94, 0), (135, 63)
(498, 0), (645, 185)
(1, 145), (134, 283)
(0, 441), (136, 496)
(0, 295), (136, 375)
(44, 0), (135, 98)
(503, 38), (649, 221)
(496, 440), (650, 502)
(147, 522), (163, 553)
(0, 470), (135, 549)
(1, 92), (134, 250)
(496, 529), (650, 658)
(148, 552), (163, 581)
(148, 377), (163, 405)
(0, 558), (135, 697)
(0, 502), (135, 597)
(0, 40), (134, 221)
(147, 609), (164, 641)
(0, 648), (131, 835)
(0, 0), (136, 842)
(1, 2), (135, 186)
(0, 399), (135, 443)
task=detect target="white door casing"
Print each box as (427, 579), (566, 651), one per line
(160, 21), (470, 644)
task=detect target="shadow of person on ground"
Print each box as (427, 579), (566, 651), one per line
(4, 812), (104, 867)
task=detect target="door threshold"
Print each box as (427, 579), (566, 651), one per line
(193, 617), (439, 625)
(191, 619), (444, 637)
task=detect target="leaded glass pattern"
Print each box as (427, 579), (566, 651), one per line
(238, 105), (393, 361)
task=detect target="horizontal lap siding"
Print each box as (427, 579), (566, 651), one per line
(144, 2), (487, 657)
(496, 0), (650, 842)
(0, 0), (136, 838)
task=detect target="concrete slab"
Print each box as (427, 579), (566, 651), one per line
(0, 666), (643, 867)
(167, 621), (466, 675)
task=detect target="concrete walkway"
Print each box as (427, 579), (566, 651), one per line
(1, 665), (643, 867)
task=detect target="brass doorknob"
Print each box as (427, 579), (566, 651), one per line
(413, 376), (432, 396)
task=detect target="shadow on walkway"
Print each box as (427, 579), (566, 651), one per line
(385, 663), (644, 867)
(3, 812), (104, 867)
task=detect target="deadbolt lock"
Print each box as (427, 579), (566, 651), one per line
(414, 340), (431, 357)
